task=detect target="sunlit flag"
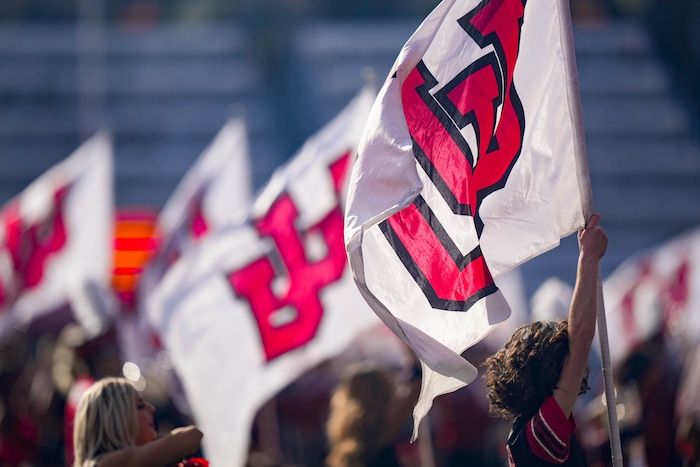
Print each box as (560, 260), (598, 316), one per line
(0, 132), (114, 339)
(345, 0), (592, 435)
(145, 85), (380, 466)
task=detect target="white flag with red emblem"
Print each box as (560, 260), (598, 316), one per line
(0, 132), (114, 339)
(603, 227), (700, 366)
(145, 86), (379, 466)
(345, 0), (592, 436)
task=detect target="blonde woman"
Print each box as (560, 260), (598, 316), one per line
(325, 361), (420, 467)
(73, 377), (203, 467)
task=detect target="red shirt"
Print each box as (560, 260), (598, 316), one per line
(506, 397), (587, 466)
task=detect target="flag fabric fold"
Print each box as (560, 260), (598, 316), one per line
(0, 132), (114, 339)
(345, 0), (591, 437)
(145, 86), (380, 466)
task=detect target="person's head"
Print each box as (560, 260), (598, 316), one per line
(73, 377), (157, 466)
(483, 320), (589, 420)
(326, 362), (394, 467)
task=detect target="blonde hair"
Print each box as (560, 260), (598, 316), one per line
(73, 377), (139, 467)
(325, 362), (394, 467)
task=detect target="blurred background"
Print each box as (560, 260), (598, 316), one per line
(1, 0), (699, 465)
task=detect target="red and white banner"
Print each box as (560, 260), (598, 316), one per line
(345, 0), (591, 435)
(0, 132), (114, 339)
(145, 86), (379, 466)
(603, 227), (700, 366)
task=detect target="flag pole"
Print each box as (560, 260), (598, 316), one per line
(595, 272), (624, 466)
(557, 0), (623, 464)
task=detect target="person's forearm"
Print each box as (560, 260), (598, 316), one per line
(554, 213), (607, 416)
(568, 254), (600, 353)
(164, 425), (203, 458)
(553, 255), (599, 416)
(99, 426), (203, 467)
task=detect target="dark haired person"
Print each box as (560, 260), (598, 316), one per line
(484, 213), (608, 466)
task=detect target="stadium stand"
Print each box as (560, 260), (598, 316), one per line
(0, 22), (285, 208)
(0, 17), (698, 295)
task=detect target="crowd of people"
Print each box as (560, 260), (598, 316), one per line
(1, 215), (699, 466)
(0, 326), (698, 466)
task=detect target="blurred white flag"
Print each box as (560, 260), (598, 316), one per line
(603, 227), (700, 366)
(140, 118), (253, 293)
(0, 132), (114, 339)
(530, 276), (574, 323)
(126, 119), (254, 361)
(344, 0), (591, 437)
(146, 86), (380, 466)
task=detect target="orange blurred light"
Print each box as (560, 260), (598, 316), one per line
(112, 208), (159, 309)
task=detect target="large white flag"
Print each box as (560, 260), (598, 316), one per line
(146, 86), (379, 466)
(0, 132), (114, 339)
(603, 227), (700, 366)
(345, 0), (592, 436)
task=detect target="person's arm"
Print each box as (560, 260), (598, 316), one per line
(98, 425), (203, 467)
(553, 213), (607, 417)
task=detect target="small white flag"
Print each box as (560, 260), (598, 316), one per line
(0, 132), (114, 339)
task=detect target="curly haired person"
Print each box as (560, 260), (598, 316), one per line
(484, 213), (608, 466)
